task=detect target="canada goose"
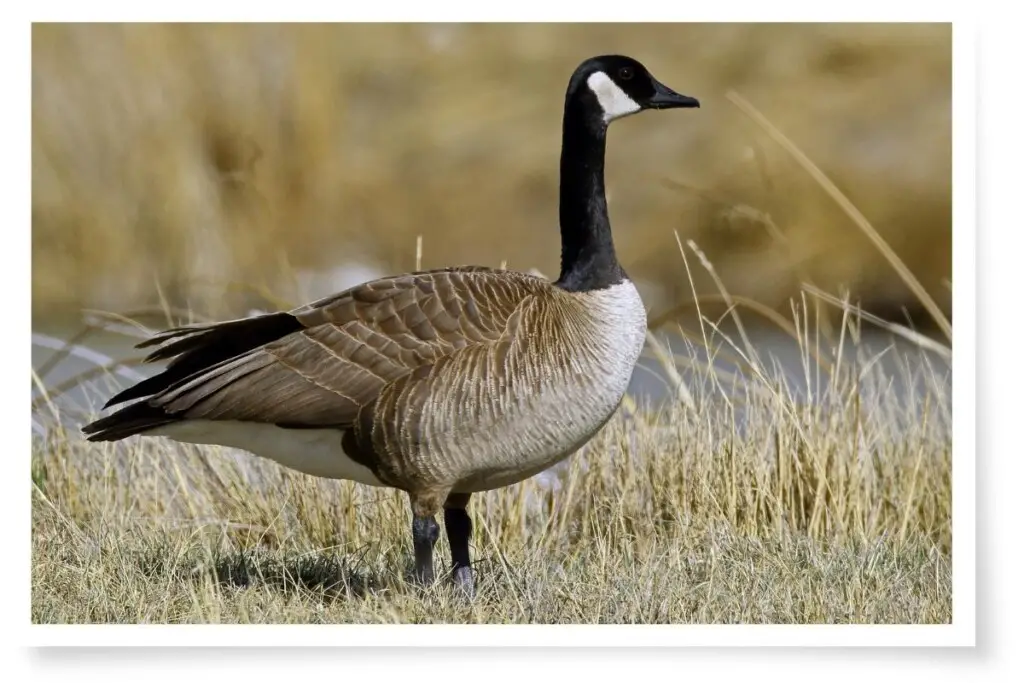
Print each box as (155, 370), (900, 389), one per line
(82, 54), (699, 596)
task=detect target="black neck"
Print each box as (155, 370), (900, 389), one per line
(554, 95), (626, 292)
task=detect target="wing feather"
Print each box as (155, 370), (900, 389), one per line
(84, 267), (552, 442)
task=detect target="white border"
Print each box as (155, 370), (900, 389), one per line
(29, 624), (969, 648)
(22, 0), (964, 21)
(949, 19), (977, 645)
(11, 0), (980, 663)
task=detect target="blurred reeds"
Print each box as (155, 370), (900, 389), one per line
(32, 23), (951, 326)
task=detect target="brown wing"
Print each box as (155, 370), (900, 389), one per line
(135, 267), (550, 427)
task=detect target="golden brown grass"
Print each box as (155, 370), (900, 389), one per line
(31, 296), (952, 624)
(32, 23), (951, 324)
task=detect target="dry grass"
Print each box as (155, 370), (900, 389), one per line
(31, 297), (952, 624)
(32, 23), (951, 323)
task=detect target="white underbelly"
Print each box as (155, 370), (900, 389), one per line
(149, 421), (387, 487)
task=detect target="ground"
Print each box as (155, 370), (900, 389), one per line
(31, 337), (951, 624)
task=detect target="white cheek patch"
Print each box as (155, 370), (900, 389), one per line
(586, 71), (641, 123)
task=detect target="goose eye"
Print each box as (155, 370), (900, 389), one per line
(618, 67), (634, 81)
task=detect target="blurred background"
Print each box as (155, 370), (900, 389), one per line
(32, 23), (951, 332)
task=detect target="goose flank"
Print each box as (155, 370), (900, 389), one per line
(82, 55), (700, 596)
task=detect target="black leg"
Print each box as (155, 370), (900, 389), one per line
(412, 514), (440, 586)
(444, 493), (474, 597)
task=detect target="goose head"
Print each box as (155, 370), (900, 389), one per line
(568, 55), (700, 125)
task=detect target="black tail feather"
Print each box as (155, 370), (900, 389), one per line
(82, 400), (180, 442)
(102, 312), (303, 409)
(84, 311), (305, 442)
